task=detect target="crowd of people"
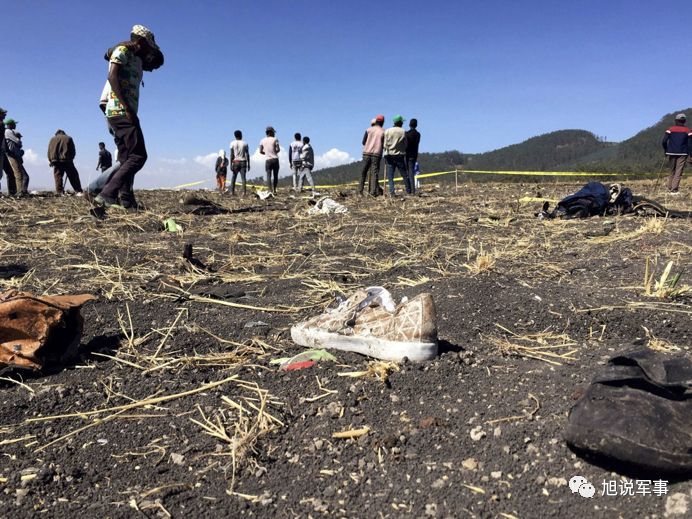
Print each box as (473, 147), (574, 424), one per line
(1, 22), (688, 208)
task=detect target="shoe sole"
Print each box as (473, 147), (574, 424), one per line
(291, 323), (437, 362)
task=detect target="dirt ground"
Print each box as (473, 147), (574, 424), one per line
(0, 180), (690, 518)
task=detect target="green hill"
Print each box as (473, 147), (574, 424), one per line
(312, 109), (691, 184)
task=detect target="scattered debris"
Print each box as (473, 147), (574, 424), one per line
(270, 349), (337, 371)
(307, 196), (348, 215)
(565, 349), (692, 476)
(0, 290), (95, 370)
(332, 426), (370, 439)
(163, 217), (182, 233)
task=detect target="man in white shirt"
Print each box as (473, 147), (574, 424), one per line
(229, 130), (250, 196)
(289, 132), (303, 192)
(259, 126), (280, 194)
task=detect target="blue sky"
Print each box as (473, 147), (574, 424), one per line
(3, 0), (691, 189)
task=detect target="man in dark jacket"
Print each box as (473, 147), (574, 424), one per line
(48, 130), (83, 194)
(662, 113), (692, 193)
(97, 142), (113, 172)
(405, 118), (420, 195)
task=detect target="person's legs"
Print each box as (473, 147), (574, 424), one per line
(292, 163), (300, 191)
(88, 163), (120, 195)
(406, 157), (416, 194)
(3, 159), (17, 195)
(305, 167), (315, 191)
(385, 156), (396, 195)
(271, 159), (279, 193)
(240, 164), (247, 195)
(359, 155), (372, 194)
(53, 164), (66, 194)
(7, 156), (26, 194)
(100, 116), (147, 203)
(230, 166), (238, 195)
(264, 160), (272, 191)
(369, 156), (381, 196)
(397, 156), (411, 194)
(669, 156), (686, 191)
(65, 161), (83, 192)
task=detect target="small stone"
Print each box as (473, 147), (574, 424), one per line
(470, 426), (486, 441)
(425, 503), (437, 517)
(390, 394), (400, 403)
(431, 478), (446, 489)
(547, 477), (567, 487)
(170, 453), (184, 465)
(493, 427), (502, 437)
(665, 493), (689, 517)
(461, 458), (478, 471)
(491, 471), (502, 479)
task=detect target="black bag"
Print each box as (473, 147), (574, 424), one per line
(565, 349), (692, 476)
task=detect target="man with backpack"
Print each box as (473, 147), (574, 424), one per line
(93, 24), (163, 211)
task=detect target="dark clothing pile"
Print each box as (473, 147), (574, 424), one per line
(537, 181), (692, 219)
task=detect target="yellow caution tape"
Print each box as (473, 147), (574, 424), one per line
(174, 168), (652, 192)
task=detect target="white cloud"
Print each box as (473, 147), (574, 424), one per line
(193, 152), (218, 168)
(22, 149), (41, 166)
(160, 157), (187, 165)
(314, 148), (356, 170)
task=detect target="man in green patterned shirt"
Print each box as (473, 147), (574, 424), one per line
(94, 25), (162, 211)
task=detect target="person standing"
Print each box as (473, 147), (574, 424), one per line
(259, 126), (280, 194)
(4, 118), (29, 195)
(94, 24), (162, 210)
(359, 115), (385, 196)
(405, 118), (420, 194)
(289, 133), (303, 192)
(0, 107), (7, 194)
(97, 142), (113, 172)
(662, 113), (692, 193)
(215, 149), (229, 192)
(48, 129), (83, 195)
(297, 136), (316, 195)
(383, 115), (410, 196)
(229, 130), (250, 196)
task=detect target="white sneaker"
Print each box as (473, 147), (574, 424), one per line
(291, 287), (438, 362)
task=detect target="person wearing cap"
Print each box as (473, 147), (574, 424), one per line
(662, 113), (692, 193)
(359, 115), (385, 196)
(384, 115), (411, 196)
(289, 133), (303, 192)
(259, 126), (280, 194)
(229, 130), (250, 196)
(4, 118), (30, 195)
(215, 149), (229, 192)
(94, 24), (162, 211)
(48, 130), (83, 195)
(405, 118), (420, 194)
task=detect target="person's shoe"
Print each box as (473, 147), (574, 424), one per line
(75, 191), (84, 197)
(93, 194), (117, 208)
(291, 287), (438, 362)
(669, 189), (680, 195)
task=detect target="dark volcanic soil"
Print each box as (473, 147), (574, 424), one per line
(0, 181), (690, 518)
